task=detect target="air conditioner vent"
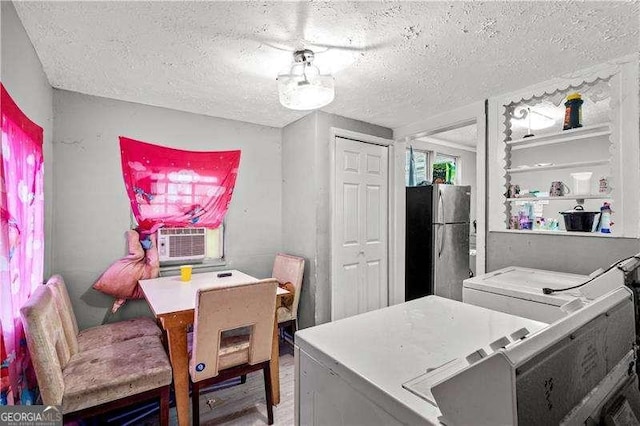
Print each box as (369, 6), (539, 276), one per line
(157, 227), (206, 264)
(158, 228), (206, 236)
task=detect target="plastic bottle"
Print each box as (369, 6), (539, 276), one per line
(526, 203), (535, 229)
(563, 93), (583, 130)
(600, 202), (613, 234)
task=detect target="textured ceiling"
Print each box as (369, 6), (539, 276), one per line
(427, 123), (478, 147)
(14, 1), (640, 129)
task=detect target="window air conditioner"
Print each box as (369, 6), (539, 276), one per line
(157, 227), (206, 264)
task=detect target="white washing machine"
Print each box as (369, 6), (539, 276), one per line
(295, 289), (640, 425)
(295, 296), (546, 425)
(463, 266), (589, 323)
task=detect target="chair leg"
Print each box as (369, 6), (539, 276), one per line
(160, 385), (170, 426)
(192, 380), (200, 426)
(263, 362), (274, 425)
(240, 374), (247, 384)
(284, 320), (297, 348)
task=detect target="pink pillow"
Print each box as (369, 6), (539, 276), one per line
(93, 230), (159, 303)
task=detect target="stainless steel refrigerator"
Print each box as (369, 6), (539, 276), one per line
(405, 184), (470, 301)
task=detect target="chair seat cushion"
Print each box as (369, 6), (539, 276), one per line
(62, 335), (172, 414)
(277, 306), (293, 323)
(188, 333), (251, 379)
(77, 317), (161, 352)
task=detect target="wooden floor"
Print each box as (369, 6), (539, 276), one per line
(196, 342), (295, 426)
(129, 341), (295, 426)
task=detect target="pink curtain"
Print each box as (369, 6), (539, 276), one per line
(119, 137), (241, 236)
(0, 84), (44, 405)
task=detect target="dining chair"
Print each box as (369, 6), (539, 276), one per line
(272, 253), (305, 335)
(20, 285), (172, 424)
(189, 279), (278, 425)
(46, 275), (161, 353)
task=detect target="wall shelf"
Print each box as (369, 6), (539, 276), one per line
(506, 159), (609, 174)
(495, 229), (615, 238)
(507, 123), (611, 150)
(506, 194), (612, 201)
(488, 57), (639, 238)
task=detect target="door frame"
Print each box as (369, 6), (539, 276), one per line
(394, 101), (487, 279)
(329, 128), (397, 321)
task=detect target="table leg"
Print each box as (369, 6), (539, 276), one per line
(270, 297), (281, 405)
(165, 324), (190, 426)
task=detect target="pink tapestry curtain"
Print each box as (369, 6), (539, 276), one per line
(119, 137), (241, 235)
(0, 84), (44, 405)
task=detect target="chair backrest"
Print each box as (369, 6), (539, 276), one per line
(46, 275), (80, 355)
(190, 279), (277, 383)
(20, 285), (71, 406)
(272, 253), (305, 319)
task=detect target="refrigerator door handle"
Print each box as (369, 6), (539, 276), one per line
(437, 224), (445, 258)
(438, 189), (445, 224)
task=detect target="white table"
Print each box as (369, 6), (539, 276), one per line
(139, 270), (288, 426)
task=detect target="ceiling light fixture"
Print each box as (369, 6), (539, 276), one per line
(277, 49), (335, 110)
(510, 106), (558, 131)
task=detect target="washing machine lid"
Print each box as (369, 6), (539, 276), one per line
(463, 267), (588, 307)
(295, 296), (546, 425)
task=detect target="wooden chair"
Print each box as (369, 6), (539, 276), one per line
(272, 253), (305, 336)
(20, 285), (172, 424)
(189, 279), (278, 425)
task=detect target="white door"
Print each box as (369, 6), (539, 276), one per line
(333, 137), (389, 320)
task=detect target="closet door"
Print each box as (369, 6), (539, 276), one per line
(333, 137), (389, 320)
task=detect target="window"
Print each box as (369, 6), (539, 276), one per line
(130, 213), (225, 262)
(405, 149), (429, 186)
(433, 153), (459, 184)
(206, 225), (224, 260)
(406, 149), (460, 185)
(120, 137), (240, 266)
(130, 172), (226, 261)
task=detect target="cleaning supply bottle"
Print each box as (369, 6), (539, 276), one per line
(600, 202), (613, 234)
(563, 93), (583, 130)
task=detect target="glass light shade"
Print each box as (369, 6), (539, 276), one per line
(510, 105), (560, 131)
(511, 114), (556, 131)
(277, 63), (335, 110)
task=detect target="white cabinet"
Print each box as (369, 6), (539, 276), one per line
(488, 55), (639, 238)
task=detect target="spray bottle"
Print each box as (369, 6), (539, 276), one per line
(600, 202), (613, 234)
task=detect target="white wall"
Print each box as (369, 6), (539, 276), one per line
(1, 1), (54, 276)
(281, 113), (317, 329)
(487, 233), (640, 274)
(53, 90), (282, 329)
(282, 111), (392, 328)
